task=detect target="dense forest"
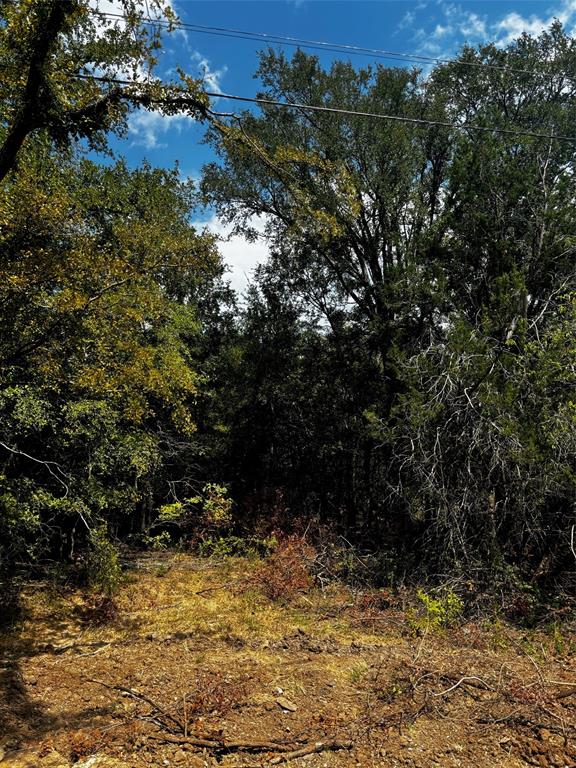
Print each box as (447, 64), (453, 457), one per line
(2, 0), (576, 614)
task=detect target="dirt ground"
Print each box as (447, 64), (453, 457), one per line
(1, 553), (575, 768)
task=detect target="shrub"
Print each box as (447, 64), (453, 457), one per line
(409, 588), (463, 633)
(191, 483), (233, 532)
(198, 534), (277, 559)
(246, 535), (315, 601)
(87, 525), (122, 597)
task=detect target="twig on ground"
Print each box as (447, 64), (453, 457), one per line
(86, 678), (184, 732)
(268, 740), (353, 764)
(432, 675), (493, 697)
(194, 578), (246, 596)
(148, 733), (301, 752)
(553, 683), (576, 700)
(77, 643), (111, 657)
(413, 627), (429, 664)
(478, 714), (576, 736)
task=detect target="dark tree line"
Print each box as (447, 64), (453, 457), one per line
(202, 26), (576, 581)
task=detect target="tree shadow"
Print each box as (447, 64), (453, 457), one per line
(0, 607), (143, 752)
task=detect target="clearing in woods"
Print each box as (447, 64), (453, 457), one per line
(1, 553), (575, 768)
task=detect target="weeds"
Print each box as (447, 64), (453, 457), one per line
(409, 588), (463, 633)
(67, 729), (104, 762)
(348, 662), (369, 686)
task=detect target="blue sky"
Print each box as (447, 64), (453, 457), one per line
(99, 0), (576, 293)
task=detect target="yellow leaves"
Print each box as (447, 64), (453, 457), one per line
(1, 154), (214, 447)
(171, 403), (197, 436)
(220, 129), (362, 244)
(72, 331), (200, 429)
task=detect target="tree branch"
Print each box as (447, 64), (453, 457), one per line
(0, 0), (77, 182)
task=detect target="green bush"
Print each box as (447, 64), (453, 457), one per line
(198, 534), (277, 559)
(87, 525), (122, 597)
(409, 588), (463, 633)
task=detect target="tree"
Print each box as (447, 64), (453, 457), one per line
(0, 146), (221, 590)
(0, 1), (231, 607)
(0, 0), (211, 182)
(203, 50), (450, 359)
(202, 28), (576, 576)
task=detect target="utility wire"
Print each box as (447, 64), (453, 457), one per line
(74, 73), (576, 144)
(93, 10), (548, 77)
(205, 91), (576, 142)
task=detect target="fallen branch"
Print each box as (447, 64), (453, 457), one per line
(478, 715), (576, 736)
(88, 677), (352, 762)
(194, 576), (249, 596)
(148, 733), (301, 752)
(86, 678), (183, 732)
(269, 740), (353, 764)
(432, 675), (493, 697)
(418, 668), (493, 692)
(553, 684), (576, 701)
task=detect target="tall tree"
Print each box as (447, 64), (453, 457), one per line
(0, 0), (211, 182)
(0, 150), (221, 583)
(203, 28), (576, 574)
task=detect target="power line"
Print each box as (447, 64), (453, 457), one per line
(205, 90), (576, 143)
(93, 10), (545, 77)
(75, 73), (576, 144)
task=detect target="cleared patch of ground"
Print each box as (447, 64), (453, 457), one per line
(1, 553), (575, 768)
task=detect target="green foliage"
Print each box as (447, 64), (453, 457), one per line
(87, 525), (122, 597)
(142, 531), (172, 551)
(409, 589), (464, 633)
(201, 27), (576, 581)
(0, 147), (222, 575)
(2, 3), (576, 599)
(158, 502), (186, 522)
(0, 1), (210, 182)
(190, 483), (234, 531)
(197, 534), (277, 560)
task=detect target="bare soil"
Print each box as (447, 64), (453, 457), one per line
(1, 553), (575, 768)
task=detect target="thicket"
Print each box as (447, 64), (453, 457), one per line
(1, 1), (575, 614)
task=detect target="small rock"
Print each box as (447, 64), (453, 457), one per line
(173, 750), (187, 763)
(276, 696), (297, 712)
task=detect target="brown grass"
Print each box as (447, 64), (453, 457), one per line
(0, 553), (575, 768)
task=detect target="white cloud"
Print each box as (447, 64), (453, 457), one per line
(190, 52), (227, 95)
(129, 110), (192, 149)
(126, 48), (226, 147)
(403, 0), (576, 59)
(493, 0), (576, 45)
(494, 12), (550, 45)
(88, 2), (227, 149)
(397, 10), (416, 31)
(193, 214), (270, 296)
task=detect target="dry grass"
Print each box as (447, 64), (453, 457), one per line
(1, 553), (575, 768)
